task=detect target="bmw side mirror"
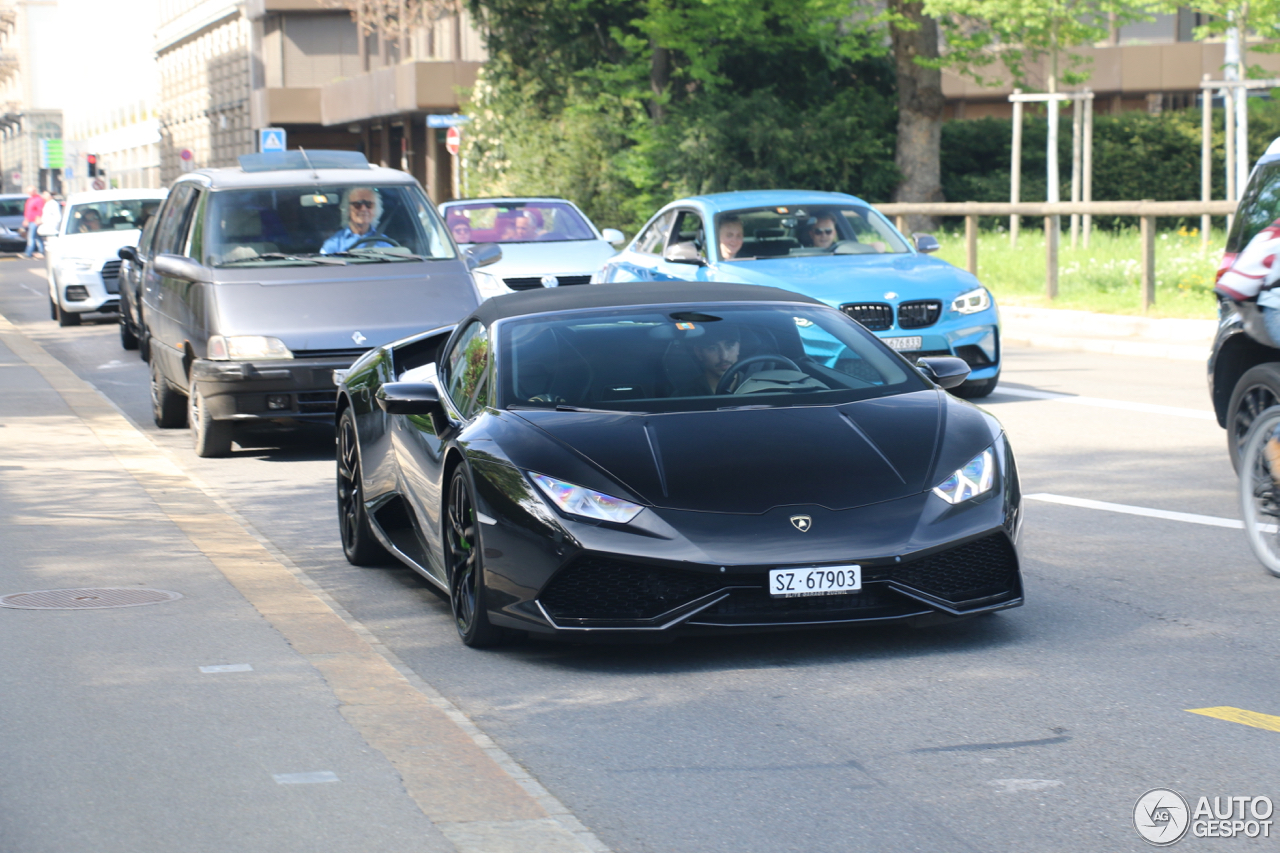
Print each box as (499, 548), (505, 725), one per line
(663, 241), (706, 266)
(153, 253), (210, 283)
(118, 246), (139, 263)
(465, 242), (502, 270)
(913, 233), (940, 254)
(916, 356), (970, 390)
(602, 228), (625, 246)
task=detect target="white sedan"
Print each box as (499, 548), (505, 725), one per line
(47, 188), (167, 327)
(439, 197), (624, 299)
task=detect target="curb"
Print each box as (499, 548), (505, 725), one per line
(1000, 305), (1215, 362)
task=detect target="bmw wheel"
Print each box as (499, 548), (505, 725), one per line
(445, 467), (503, 648)
(188, 381), (234, 457)
(336, 408), (392, 566)
(150, 357), (186, 428)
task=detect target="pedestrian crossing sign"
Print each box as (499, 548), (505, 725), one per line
(259, 128), (286, 153)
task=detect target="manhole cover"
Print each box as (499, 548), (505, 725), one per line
(0, 588), (183, 610)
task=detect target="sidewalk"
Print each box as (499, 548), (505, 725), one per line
(1000, 305), (1217, 361)
(0, 314), (604, 853)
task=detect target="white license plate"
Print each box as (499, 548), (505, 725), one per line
(883, 336), (923, 351)
(769, 565), (862, 598)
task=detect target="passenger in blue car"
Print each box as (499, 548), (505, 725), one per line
(321, 187), (393, 253)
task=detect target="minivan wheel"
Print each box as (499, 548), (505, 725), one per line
(150, 358), (186, 428)
(188, 382), (234, 457)
(1228, 363), (1280, 472)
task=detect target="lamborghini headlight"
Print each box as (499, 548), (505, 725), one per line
(951, 286), (991, 314)
(932, 448), (995, 504)
(207, 335), (293, 360)
(530, 472), (644, 523)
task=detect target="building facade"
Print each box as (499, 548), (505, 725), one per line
(0, 0), (63, 194)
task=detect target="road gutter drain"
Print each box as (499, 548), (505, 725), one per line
(0, 588), (183, 609)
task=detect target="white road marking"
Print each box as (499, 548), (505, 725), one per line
(998, 387), (1214, 420)
(1026, 493), (1243, 529)
(273, 771), (339, 784)
(17, 282), (37, 294)
(199, 663), (253, 673)
(990, 779), (1063, 793)
(97, 360), (126, 370)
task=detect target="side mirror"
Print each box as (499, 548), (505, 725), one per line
(376, 381), (444, 416)
(663, 240), (706, 266)
(465, 242), (502, 270)
(152, 253), (209, 282)
(916, 356), (971, 390)
(913, 233), (940, 254)
(602, 228), (625, 246)
(118, 246), (139, 263)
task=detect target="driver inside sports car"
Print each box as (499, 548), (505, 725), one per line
(321, 187), (394, 254)
(679, 324), (742, 395)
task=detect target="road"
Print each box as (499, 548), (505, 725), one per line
(3, 256), (1275, 852)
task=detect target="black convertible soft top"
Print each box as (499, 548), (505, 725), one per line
(470, 281), (825, 324)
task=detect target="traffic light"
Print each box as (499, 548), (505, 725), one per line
(87, 154), (98, 177)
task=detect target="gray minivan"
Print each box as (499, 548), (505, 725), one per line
(141, 150), (495, 457)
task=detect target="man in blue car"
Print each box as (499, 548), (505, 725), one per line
(322, 187), (393, 253)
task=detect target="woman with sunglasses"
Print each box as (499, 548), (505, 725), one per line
(321, 187), (394, 254)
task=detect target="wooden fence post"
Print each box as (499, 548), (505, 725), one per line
(895, 215), (907, 235)
(965, 215), (978, 275)
(1140, 214), (1156, 310)
(1045, 216), (1059, 299)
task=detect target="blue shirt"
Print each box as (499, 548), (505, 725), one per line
(321, 227), (393, 254)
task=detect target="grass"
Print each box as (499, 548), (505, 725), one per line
(932, 225), (1225, 320)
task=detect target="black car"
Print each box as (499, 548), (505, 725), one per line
(0, 193), (27, 251)
(336, 282), (1024, 647)
(117, 210), (160, 355)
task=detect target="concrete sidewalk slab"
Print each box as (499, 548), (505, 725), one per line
(0, 314), (605, 853)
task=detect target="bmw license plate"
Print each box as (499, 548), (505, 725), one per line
(882, 336), (922, 351)
(769, 565), (862, 598)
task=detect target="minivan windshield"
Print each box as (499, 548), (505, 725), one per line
(203, 184), (455, 267)
(498, 303), (926, 413)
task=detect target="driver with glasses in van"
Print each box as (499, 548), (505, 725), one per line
(322, 187), (394, 253)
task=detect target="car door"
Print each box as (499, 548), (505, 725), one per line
(599, 209), (676, 282)
(395, 320), (492, 580)
(142, 183), (200, 390)
(651, 208), (714, 282)
(122, 212), (159, 332)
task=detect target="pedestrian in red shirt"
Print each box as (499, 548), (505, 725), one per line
(21, 186), (44, 259)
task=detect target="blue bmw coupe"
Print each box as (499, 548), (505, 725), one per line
(595, 190), (1001, 397)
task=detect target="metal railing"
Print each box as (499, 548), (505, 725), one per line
(876, 200), (1239, 310)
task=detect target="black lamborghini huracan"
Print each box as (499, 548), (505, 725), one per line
(336, 282), (1023, 647)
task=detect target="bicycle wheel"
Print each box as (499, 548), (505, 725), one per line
(1238, 405), (1280, 577)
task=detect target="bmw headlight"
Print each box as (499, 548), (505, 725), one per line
(932, 448), (995, 504)
(530, 472), (644, 523)
(473, 270), (513, 301)
(207, 335), (293, 360)
(951, 286), (991, 314)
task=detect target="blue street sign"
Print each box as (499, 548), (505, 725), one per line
(63, 166), (73, 179)
(259, 128), (286, 153)
(426, 114), (469, 128)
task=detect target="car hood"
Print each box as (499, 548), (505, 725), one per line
(718, 253), (982, 305)
(53, 229), (142, 259)
(209, 264), (480, 352)
(508, 391), (997, 514)
(470, 240), (619, 279)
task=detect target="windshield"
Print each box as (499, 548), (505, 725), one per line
(497, 303), (926, 413)
(203, 184), (454, 267)
(0, 197), (25, 217)
(66, 199), (161, 235)
(444, 201), (595, 244)
(716, 205), (910, 261)
(1229, 162), (1280, 253)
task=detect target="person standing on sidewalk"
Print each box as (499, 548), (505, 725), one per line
(37, 191), (60, 242)
(21, 186), (45, 259)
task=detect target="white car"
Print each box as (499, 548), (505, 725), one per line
(47, 188), (167, 326)
(438, 197), (624, 299)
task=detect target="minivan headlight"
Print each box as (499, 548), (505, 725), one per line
(529, 473), (644, 523)
(933, 448), (995, 504)
(207, 335), (293, 360)
(951, 287), (991, 314)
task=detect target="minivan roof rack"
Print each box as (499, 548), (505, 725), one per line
(237, 150), (370, 172)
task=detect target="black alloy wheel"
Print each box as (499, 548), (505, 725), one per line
(188, 381), (234, 457)
(445, 467), (503, 648)
(119, 315), (138, 350)
(150, 357), (186, 428)
(1227, 363), (1280, 472)
(336, 408), (392, 566)
(55, 299), (80, 327)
